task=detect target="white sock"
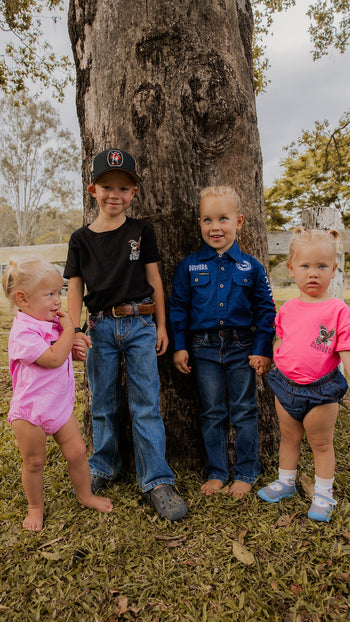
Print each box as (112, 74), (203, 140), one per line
(278, 468), (297, 486)
(314, 476), (334, 498)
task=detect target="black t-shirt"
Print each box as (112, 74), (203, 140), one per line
(63, 217), (160, 313)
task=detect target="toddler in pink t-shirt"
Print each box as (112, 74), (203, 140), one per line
(3, 258), (113, 531)
(256, 227), (350, 522)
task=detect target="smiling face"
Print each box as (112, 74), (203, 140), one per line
(287, 240), (337, 302)
(18, 273), (64, 322)
(88, 170), (138, 223)
(199, 194), (244, 254)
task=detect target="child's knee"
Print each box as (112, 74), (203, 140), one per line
(24, 453), (46, 472)
(64, 438), (87, 465)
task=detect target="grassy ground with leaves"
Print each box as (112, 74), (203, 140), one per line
(0, 293), (350, 622)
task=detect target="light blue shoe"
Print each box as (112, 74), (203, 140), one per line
(307, 493), (337, 522)
(257, 480), (297, 503)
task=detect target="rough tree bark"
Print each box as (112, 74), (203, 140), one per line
(68, 0), (279, 470)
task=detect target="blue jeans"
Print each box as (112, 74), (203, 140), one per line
(86, 309), (174, 492)
(191, 329), (260, 484)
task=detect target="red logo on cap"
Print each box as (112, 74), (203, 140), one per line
(108, 150), (123, 167)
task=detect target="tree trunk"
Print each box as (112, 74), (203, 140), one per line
(68, 0), (279, 469)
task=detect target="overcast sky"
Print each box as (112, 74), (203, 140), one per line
(55, 0), (350, 189)
(256, 0), (350, 186)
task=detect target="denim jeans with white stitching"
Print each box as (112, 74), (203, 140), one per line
(87, 312), (174, 492)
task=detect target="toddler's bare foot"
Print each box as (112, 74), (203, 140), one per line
(228, 481), (252, 499)
(23, 507), (44, 532)
(201, 479), (224, 495)
(78, 493), (113, 513)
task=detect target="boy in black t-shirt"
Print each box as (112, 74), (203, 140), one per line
(64, 149), (187, 521)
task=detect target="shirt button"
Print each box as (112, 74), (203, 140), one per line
(243, 278), (248, 283)
(195, 277), (199, 282)
(219, 320), (224, 325)
(219, 302), (224, 307)
(221, 267), (225, 271)
(219, 283), (224, 288)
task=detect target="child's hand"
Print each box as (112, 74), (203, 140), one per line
(249, 355), (272, 376)
(156, 326), (169, 356)
(72, 333), (92, 361)
(173, 350), (191, 374)
(56, 310), (74, 331)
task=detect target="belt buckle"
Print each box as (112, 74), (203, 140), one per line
(111, 305), (124, 318)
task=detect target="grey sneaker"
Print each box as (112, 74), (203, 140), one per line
(258, 480), (296, 503)
(91, 474), (111, 494)
(143, 484), (187, 521)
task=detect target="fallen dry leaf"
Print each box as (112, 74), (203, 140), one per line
(290, 583), (303, 595)
(38, 536), (65, 549)
(276, 511), (302, 528)
(276, 514), (290, 527)
(115, 595), (128, 615)
(40, 551), (62, 561)
(238, 529), (247, 544)
(231, 540), (255, 565)
(299, 472), (314, 497)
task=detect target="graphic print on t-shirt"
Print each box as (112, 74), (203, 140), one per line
(129, 237), (141, 261)
(310, 324), (336, 354)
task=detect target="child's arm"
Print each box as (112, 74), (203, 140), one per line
(35, 311), (74, 368)
(67, 276), (91, 360)
(173, 350), (191, 374)
(145, 262), (169, 356)
(339, 351), (350, 377)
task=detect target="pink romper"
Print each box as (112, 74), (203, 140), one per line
(8, 311), (74, 435)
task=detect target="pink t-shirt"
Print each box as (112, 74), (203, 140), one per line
(8, 311), (74, 434)
(274, 298), (350, 384)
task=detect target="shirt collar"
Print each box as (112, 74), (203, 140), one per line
(198, 241), (243, 262)
(16, 310), (59, 331)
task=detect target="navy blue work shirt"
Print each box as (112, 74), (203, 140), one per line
(169, 241), (276, 357)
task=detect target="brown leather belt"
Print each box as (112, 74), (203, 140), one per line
(103, 302), (155, 318)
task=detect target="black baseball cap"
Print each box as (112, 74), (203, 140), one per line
(90, 149), (141, 184)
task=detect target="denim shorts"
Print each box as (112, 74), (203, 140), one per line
(268, 366), (348, 421)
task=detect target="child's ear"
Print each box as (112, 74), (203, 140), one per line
(87, 183), (97, 197)
(286, 260), (295, 278)
(15, 290), (29, 308)
(236, 213), (244, 230)
(331, 262), (338, 278)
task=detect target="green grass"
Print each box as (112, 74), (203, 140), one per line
(0, 296), (350, 621)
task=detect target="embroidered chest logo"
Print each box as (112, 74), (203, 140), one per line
(310, 324), (336, 354)
(236, 260), (252, 272)
(129, 237), (141, 260)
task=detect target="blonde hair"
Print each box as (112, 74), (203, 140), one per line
(2, 257), (63, 307)
(200, 185), (241, 211)
(288, 226), (341, 264)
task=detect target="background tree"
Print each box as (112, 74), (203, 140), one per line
(0, 198), (17, 246)
(32, 206), (83, 244)
(1, 0), (349, 99)
(0, 95), (81, 245)
(264, 111), (350, 229)
(68, 0), (278, 467)
(0, 0), (72, 99)
(251, 0), (350, 93)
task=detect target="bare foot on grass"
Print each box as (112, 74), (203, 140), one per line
(201, 479), (224, 495)
(78, 494), (113, 513)
(228, 481), (252, 499)
(23, 507), (44, 532)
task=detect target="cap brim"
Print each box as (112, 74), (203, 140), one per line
(91, 167), (141, 184)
